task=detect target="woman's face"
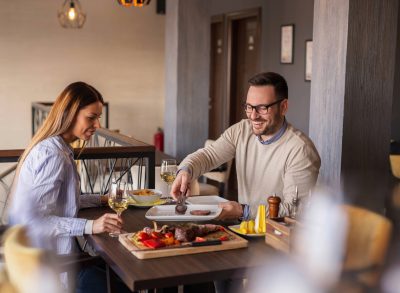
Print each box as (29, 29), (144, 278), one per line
(64, 101), (103, 142)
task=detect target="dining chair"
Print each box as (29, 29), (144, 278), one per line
(389, 155), (400, 179)
(340, 204), (392, 288)
(198, 139), (233, 197)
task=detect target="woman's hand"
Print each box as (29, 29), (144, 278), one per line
(92, 213), (123, 234)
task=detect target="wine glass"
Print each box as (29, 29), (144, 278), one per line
(160, 159), (177, 197)
(108, 180), (128, 237)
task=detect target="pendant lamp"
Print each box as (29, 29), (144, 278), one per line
(58, 0), (86, 29)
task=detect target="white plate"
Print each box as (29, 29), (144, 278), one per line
(186, 195), (228, 205)
(228, 225), (265, 237)
(145, 204), (222, 222)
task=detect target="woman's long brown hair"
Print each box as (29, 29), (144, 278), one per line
(19, 81), (104, 165)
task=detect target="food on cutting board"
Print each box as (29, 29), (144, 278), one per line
(130, 223), (233, 249)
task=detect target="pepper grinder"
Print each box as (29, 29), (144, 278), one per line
(268, 194), (281, 218)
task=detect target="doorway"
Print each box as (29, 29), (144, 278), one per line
(208, 8), (261, 137)
(208, 8), (261, 197)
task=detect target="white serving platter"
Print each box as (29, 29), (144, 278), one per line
(186, 195), (228, 205)
(145, 204), (222, 222)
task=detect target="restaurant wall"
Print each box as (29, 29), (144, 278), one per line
(0, 0), (165, 150)
(210, 0), (314, 135)
(164, 0), (314, 159)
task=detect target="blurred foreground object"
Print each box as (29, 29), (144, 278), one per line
(390, 155), (400, 179)
(3, 225), (61, 293)
(341, 205), (392, 288)
(294, 191), (346, 290)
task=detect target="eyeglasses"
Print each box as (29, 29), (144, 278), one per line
(243, 99), (285, 115)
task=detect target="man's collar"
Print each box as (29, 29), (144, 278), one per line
(257, 118), (287, 145)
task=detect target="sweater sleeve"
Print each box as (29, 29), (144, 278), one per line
(179, 125), (237, 180)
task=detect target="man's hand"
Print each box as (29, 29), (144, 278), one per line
(92, 213), (123, 234)
(217, 201), (243, 220)
(170, 170), (191, 199)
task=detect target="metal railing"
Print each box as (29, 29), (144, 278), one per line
(0, 128), (155, 224)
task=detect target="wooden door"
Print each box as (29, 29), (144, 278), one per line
(208, 9), (261, 198)
(208, 16), (225, 140)
(226, 9), (261, 197)
(227, 10), (261, 126)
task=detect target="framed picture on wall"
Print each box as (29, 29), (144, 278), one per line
(305, 39), (313, 81)
(280, 24), (294, 64)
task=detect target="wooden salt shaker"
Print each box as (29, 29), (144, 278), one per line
(268, 194), (281, 218)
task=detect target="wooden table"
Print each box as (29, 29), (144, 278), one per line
(79, 206), (275, 292)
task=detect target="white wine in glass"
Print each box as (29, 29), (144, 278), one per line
(108, 181), (128, 237)
(160, 159), (177, 195)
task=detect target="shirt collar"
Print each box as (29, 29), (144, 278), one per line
(54, 135), (74, 157)
(257, 118), (287, 145)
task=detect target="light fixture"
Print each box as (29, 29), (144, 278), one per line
(118, 0), (151, 7)
(58, 0), (86, 29)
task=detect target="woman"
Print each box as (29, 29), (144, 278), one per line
(8, 82), (125, 291)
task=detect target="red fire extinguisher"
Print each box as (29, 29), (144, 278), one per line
(154, 127), (164, 151)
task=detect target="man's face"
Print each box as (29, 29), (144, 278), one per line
(245, 85), (288, 139)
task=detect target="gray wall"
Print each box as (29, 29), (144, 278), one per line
(165, 0), (315, 159)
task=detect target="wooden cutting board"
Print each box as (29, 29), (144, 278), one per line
(119, 228), (248, 259)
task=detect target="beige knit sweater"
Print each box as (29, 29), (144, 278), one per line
(180, 119), (321, 218)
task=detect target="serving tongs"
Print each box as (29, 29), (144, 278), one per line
(175, 188), (188, 215)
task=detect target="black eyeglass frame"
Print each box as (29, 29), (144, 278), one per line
(243, 98), (286, 114)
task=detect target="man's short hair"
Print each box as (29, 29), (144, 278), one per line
(248, 72), (288, 100)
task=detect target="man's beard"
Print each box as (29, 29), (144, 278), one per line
(251, 117), (284, 137)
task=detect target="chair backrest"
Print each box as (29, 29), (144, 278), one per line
(390, 155), (400, 179)
(3, 226), (60, 293)
(342, 205), (392, 270)
(202, 139), (233, 184)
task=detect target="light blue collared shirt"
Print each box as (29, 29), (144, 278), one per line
(257, 118), (288, 145)
(9, 136), (100, 255)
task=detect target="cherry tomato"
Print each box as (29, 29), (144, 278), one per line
(165, 232), (174, 238)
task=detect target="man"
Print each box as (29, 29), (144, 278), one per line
(171, 72), (321, 220)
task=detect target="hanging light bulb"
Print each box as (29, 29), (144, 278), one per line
(68, 3), (76, 20)
(118, 0), (151, 7)
(58, 0), (86, 29)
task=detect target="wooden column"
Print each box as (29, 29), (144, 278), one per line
(309, 0), (398, 207)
